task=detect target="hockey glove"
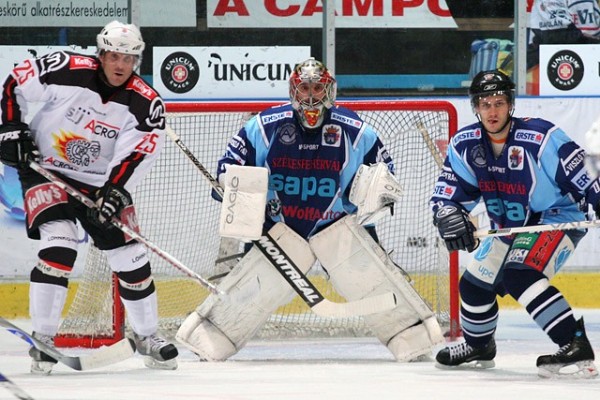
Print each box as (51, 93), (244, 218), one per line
(88, 184), (132, 227)
(0, 122), (40, 169)
(433, 205), (479, 252)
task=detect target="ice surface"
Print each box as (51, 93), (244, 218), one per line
(0, 309), (599, 399)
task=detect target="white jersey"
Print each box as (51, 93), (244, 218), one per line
(0, 51), (166, 192)
(530, 0), (600, 38)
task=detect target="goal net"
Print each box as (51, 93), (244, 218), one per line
(56, 100), (459, 347)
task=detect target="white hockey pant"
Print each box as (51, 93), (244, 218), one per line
(310, 215), (444, 361)
(176, 223), (315, 361)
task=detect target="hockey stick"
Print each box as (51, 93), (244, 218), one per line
(255, 232), (397, 317)
(0, 372), (35, 400)
(416, 121), (445, 170)
(0, 318), (134, 371)
(165, 125), (398, 317)
(474, 219), (600, 238)
(27, 161), (223, 296)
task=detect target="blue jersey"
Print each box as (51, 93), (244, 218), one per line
(430, 117), (599, 235)
(217, 103), (394, 239)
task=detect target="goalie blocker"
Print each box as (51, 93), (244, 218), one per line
(177, 215), (442, 362)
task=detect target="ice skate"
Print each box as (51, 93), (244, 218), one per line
(435, 338), (496, 369)
(28, 332), (57, 375)
(132, 332), (179, 370)
(536, 318), (598, 379)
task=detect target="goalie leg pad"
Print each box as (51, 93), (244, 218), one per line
(387, 316), (444, 362)
(176, 311), (237, 362)
(176, 223), (316, 361)
(309, 215), (444, 361)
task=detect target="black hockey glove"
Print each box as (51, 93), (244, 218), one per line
(0, 122), (40, 169)
(88, 184), (132, 227)
(433, 205), (479, 252)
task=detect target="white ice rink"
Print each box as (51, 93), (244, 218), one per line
(1, 309), (599, 400)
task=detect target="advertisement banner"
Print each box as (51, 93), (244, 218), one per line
(539, 44), (600, 96)
(153, 46), (311, 100)
(0, 0), (195, 27)
(207, 0), (456, 28)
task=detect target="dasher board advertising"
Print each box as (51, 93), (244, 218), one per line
(539, 44), (600, 96)
(152, 46), (311, 100)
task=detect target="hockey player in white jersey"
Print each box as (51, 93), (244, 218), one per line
(176, 58), (444, 362)
(0, 21), (178, 373)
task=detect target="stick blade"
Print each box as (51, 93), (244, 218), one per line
(76, 338), (136, 371)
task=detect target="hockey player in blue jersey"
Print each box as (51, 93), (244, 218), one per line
(176, 58), (444, 362)
(431, 69), (598, 378)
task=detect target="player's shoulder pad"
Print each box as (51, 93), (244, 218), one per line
(258, 103), (295, 126)
(126, 74), (160, 101)
(64, 52), (99, 71)
(32, 51), (97, 84)
(511, 117), (556, 148)
(450, 122), (482, 148)
(329, 105), (364, 130)
(125, 75), (165, 131)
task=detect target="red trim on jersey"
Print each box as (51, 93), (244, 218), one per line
(523, 231), (565, 272)
(3, 78), (17, 122)
(111, 152), (143, 185)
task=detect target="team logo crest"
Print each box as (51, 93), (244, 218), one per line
(508, 146), (524, 170)
(470, 144), (486, 168)
(321, 124), (341, 147)
(160, 52), (200, 94)
(52, 130), (100, 167)
(277, 123), (297, 145)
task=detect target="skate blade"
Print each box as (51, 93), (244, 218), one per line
(143, 356), (178, 370)
(435, 359), (495, 370)
(538, 360), (599, 379)
(30, 360), (54, 375)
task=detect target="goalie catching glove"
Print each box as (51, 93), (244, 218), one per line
(433, 204), (479, 252)
(88, 184), (132, 227)
(349, 163), (403, 225)
(0, 122), (40, 169)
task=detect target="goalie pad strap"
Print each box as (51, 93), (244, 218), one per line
(219, 165), (268, 241)
(176, 223), (316, 361)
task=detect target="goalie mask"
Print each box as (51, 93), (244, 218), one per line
(289, 58), (337, 130)
(96, 20), (145, 62)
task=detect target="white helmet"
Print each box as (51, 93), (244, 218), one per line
(289, 57), (336, 129)
(96, 20), (145, 56)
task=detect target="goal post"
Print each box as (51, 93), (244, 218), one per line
(55, 100), (460, 348)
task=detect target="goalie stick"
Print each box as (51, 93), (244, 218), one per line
(0, 318), (134, 371)
(0, 372), (35, 400)
(27, 161), (222, 296)
(475, 219), (600, 238)
(165, 125), (398, 317)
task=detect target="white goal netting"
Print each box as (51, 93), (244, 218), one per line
(56, 100), (459, 347)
